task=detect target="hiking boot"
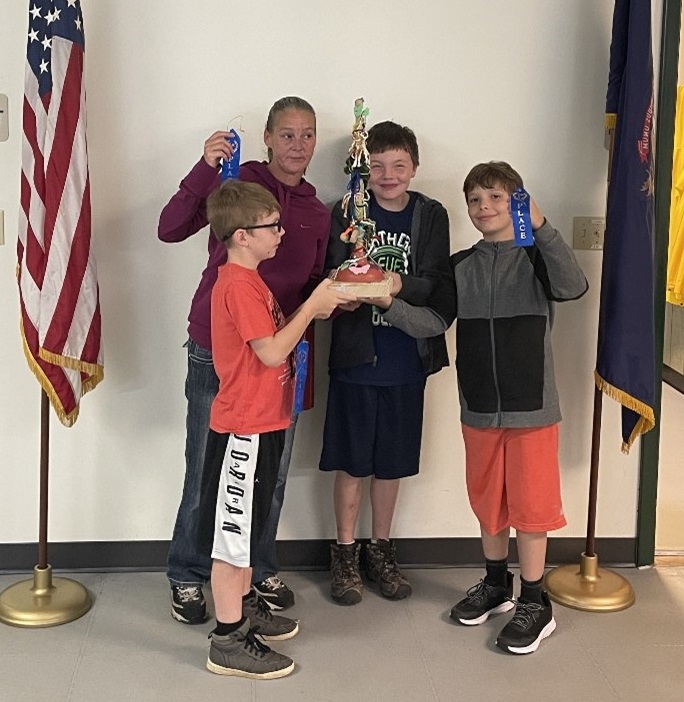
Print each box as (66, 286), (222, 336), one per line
(450, 572), (514, 626)
(364, 539), (412, 600)
(496, 591), (556, 655)
(242, 589), (299, 641)
(330, 542), (363, 605)
(253, 576), (295, 611)
(171, 584), (207, 624)
(207, 619), (294, 679)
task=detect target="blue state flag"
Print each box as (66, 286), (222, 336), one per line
(596, 0), (656, 453)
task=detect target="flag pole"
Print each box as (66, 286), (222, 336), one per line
(545, 389), (635, 611)
(0, 390), (92, 628)
(544, 125), (635, 613)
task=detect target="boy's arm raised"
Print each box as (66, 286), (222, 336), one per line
(530, 219), (589, 302)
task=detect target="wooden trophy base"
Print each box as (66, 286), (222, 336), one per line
(330, 276), (392, 298)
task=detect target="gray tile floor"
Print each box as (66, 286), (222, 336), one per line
(1, 566), (683, 701)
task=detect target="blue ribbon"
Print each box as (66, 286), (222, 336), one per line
(511, 188), (534, 247)
(220, 131), (241, 181)
(293, 339), (309, 415)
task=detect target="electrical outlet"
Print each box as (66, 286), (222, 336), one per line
(573, 216), (605, 250)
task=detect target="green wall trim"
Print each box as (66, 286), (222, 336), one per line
(637, 0), (682, 567)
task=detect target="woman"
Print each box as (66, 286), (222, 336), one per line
(159, 97), (329, 623)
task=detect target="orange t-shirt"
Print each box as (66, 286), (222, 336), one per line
(210, 263), (294, 434)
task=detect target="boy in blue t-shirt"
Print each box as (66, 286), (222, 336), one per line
(320, 121), (455, 605)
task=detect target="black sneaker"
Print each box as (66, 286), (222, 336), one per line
(450, 572), (514, 626)
(207, 619), (294, 679)
(330, 543), (363, 605)
(495, 591), (556, 654)
(253, 576), (295, 611)
(171, 584), (207, 624)
(365, 540), (412, 600)
(242, 589), (299, 641)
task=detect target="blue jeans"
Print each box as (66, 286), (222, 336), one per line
(167, 339), (296, 586)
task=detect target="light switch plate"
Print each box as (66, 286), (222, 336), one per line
(573, 216), (605, 250)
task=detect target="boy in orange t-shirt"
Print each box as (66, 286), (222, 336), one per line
(197, 180), (353, 679)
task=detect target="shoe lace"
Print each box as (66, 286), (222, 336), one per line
(510, 600), (543, 628)
(242, 627), (272, 657)
(262, 576), (285, 590)
(209, 627), (272, 657)
(376, 548), (402, 579)
(463, 579), (492, 606)
(253, 592), (275, 622)
(335, 548), (360, 579)
(176, 586), (201, 603)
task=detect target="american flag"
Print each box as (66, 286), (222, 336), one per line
(18, 0), (103, 427)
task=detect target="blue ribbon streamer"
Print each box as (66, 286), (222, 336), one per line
(220, 131), (241, 181)
(293, 339), (309, 415)
(511, 188), (534, 247)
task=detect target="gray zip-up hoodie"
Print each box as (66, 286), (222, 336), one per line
(384, 221), (588, 428)
(455, 221), (587, 428)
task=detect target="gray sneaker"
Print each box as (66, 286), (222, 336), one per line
(365, 539), (412, 600)
(330, 542), (363, 605)
(242, 589), (299, 641)
(207, 619), (294, 679)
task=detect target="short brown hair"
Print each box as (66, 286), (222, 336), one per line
(463, 161), (523, 199)
(367, 121), (419, 167)
(207, 180), (280, 243)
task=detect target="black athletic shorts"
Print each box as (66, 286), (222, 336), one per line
(197, 429), (285, 568)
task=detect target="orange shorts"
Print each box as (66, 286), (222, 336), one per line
(461, 423), (567, 535)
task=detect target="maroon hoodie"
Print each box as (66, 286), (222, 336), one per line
(158, 158), (330, 350)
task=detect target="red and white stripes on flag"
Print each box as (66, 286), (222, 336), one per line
(18, 0), (103, 427)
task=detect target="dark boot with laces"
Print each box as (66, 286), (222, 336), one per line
(364, 539), (412, 600)
(495, 591), (556, 654)
(206, 618), (294, 679)
(330, 542), (363, 605)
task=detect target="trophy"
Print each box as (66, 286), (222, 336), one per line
(329, 98), (392, 297)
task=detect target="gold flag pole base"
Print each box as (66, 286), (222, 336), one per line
(544, 552), (635, 612)
(0, 565), (92, 628)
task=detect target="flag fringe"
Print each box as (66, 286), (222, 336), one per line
(605, 112), (617, 128)
(594, 371), (656, 454)
(19, 321), (104, 428)
(38, 347), (104, 381)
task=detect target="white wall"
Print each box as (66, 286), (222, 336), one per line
(0, 1), (641, 546)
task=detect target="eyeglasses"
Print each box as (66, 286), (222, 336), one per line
(244, 220), (282, 232)
(222, 220), (283, 241)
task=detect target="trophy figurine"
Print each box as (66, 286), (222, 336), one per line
(329, 98), (392, 297)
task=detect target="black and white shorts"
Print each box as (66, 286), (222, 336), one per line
(198, 428), (285, 568)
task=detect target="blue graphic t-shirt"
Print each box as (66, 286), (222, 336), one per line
(334, 192), (424, 386)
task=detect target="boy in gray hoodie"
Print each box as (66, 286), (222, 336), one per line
(449, 161), (588, 654)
